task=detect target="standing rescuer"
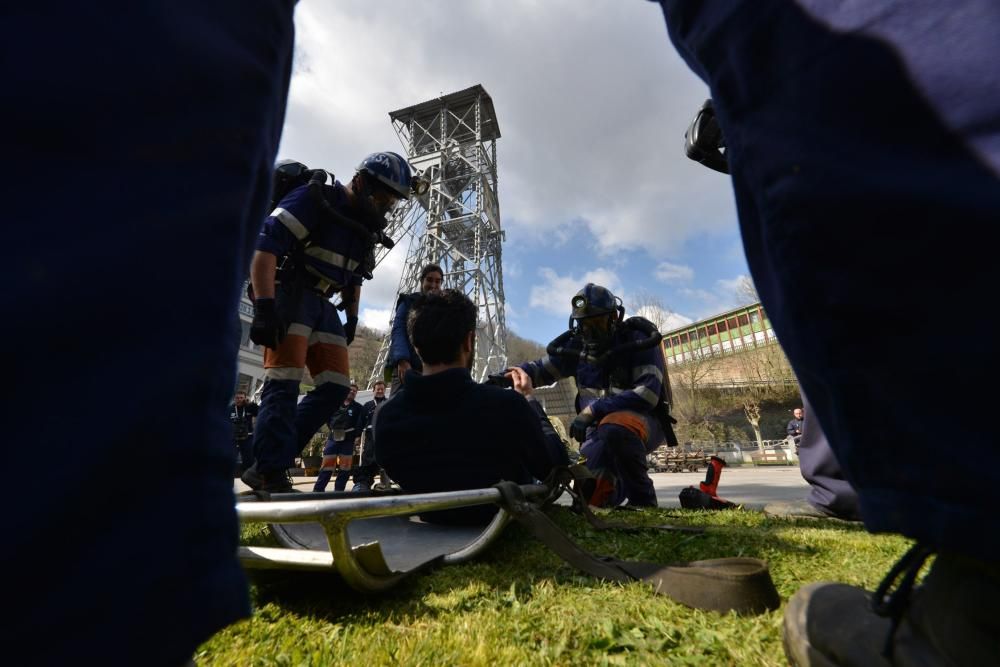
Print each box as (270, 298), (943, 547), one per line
(243, 151), (415, 493)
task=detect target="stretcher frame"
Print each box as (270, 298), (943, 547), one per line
(236, 484), (553, 592)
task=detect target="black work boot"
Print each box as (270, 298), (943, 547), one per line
(241, 464), (293, 493)
(764, 499), (861, 523)
(783, 545), (1000, 666)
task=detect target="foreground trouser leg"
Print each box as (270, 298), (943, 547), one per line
(656, 0), (1000, 556)
(252, 378), (301, 473)
(5, 3), (296, 664)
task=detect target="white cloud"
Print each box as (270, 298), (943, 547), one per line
(633, 304), (693, 333)
(361, 243), (409, 313)
(281, 2), (736, 263)
(654, 261), (694, 283)
(529, 267), (623, 316)
(360, 308), (392, 332)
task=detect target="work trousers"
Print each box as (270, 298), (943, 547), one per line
(253, 289), (351, 473)
(658, 0), (1000, 555)
(4, 2), (296, 664)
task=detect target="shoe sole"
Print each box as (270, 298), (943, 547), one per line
(783, 583), (839, 667)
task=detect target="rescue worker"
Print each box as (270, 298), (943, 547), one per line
(243, 152), (415, 492)
(385, 263), (444, 394)
(351, 379), (388, 491)
(520, 283), (674, 508)
(229, 389), (259, 476)
(313, 382), (364, 492)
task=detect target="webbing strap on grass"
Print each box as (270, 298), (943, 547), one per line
(493, 481), (781, 615)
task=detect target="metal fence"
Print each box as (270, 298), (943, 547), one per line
(648, 438), (798, 469)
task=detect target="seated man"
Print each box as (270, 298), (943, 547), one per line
(374, 289), (569, 524)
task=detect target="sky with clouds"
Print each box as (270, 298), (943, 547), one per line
(277, 0), (754, 344)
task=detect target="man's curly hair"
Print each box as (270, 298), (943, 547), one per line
(407, 289), (477, 365)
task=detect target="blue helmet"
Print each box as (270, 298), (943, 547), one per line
(356, 151), (413, 200)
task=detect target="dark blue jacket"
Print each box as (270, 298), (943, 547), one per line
(361, 396), (387, 442)
(228, 401), (258, 441)
(386, 292), (423, 372)
(327, 400), (364, 444)
(374, 368), (569, 524)
(256, 182), (369, 292)
(520, 326), (668, 424)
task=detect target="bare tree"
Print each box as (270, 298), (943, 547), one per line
(671, 354), (717, 427)
(731, 343), (796, 448)
(734, 275), (760, 306)
(628, 290), (680, 332)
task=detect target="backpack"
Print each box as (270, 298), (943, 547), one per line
(270, 160), (328, 212)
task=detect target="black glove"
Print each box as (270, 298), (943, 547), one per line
(344, 316), (359, 346)
(570, 413), (594, 442)
(249, 298), (285, 349)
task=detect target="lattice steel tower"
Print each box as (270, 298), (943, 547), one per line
(368, 84), (507, 386)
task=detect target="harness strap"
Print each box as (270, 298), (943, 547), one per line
(494, 479), (780, 615)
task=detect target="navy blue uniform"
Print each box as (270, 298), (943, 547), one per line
(656, 0), (1000, 555)
(230, 401), (260, 473)
(375, 369), (569, 524)
(352, 396), (388, 488)
(252, 181), (374, 476)
(521, 326), (669, 507)
(313, 400), (364, 492)
(4, 2), (295, 664)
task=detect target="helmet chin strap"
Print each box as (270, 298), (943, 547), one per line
(352, 173), (391, 226)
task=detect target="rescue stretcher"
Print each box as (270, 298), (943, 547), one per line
(236, 477), (782, 615)
(237, 484), (550, 592)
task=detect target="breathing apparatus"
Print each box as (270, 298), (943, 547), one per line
(545, 283), (678, 447)
(684, 99), (729, 174)
(546, 284), (663, 368)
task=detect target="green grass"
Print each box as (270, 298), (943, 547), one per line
(199, 507), (910, 666)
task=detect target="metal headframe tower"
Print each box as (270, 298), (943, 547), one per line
(367, 84), (507, 386)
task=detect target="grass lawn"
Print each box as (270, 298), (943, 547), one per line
(199, 506), (910, 666)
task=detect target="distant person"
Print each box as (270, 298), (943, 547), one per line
(351, 379), (388, 492)
(519, 283), (676, 508)
(385, 263), (444, 395)
(375, 290), (569, 524)
(785, 407), (803, 443)
(657, 1), (1000, 663)
(243, 151), (417, 493)
(6, 3), (296, 664)
(229, 390), (260, 476)
(313, 383), (364, 492)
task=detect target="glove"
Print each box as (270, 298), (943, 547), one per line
(249, 298), (285, 349)
(570, 412), (595, 442)
(344, 316), (359, 346)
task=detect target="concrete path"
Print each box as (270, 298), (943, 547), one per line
(236, 465), (810, 510)
(649, 465), (809, 509)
